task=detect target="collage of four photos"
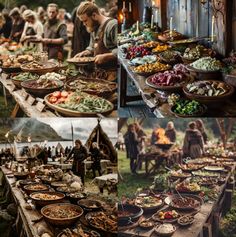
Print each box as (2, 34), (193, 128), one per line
(0, 0), (236, 236)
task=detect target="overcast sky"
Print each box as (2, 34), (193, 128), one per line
(37, 118), (118, 140)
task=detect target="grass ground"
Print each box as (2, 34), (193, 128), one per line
(0, 93), (15, 117)
(118, 150), (153, 198)
(219, 189), (236, 237)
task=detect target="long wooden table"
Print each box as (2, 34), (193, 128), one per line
(118, 49), (236, 117)
(0, 73), (117, 118)
(118, 165), (235, 237)
(0, 166), (116, 237)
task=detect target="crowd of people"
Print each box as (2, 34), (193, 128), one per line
(0, 139), (106, 183)
(0, 1), (117, 66)
(123, 119), (208, 174)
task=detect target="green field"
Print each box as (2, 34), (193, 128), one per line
(118, 150), (153, 198)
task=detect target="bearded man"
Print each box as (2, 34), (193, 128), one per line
(75, 1), (117, 69)
(41, 3), (68, 60)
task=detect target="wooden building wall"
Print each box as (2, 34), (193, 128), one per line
(232, 0), (236, 50)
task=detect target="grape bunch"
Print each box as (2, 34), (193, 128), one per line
(125, 45), (151, 60)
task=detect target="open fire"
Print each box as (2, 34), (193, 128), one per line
(155, 128), (170, 144)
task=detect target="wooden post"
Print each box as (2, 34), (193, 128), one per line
(212, 0), (233, 56)
(160, 0), (167, 30)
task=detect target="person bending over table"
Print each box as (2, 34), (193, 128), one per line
(75, 1), (117, 69)
(66, 139), (88, 185)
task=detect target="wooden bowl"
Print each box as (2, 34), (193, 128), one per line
(152, 207), (180, 223)
(183, 80), (235, 104)
(186, 65), (222, 80)
(44, 93), (114, 117)
(67, 192), (87, 205)
(14, 172), (29, 180)
(19, 179), (37, 189)
(77, 199), (102, 212)
(21, 62), (58, 75)
(24, 183), (50, 195)
(154, 223), (176, 236)
(146, 74), (193, 92)
(41, 203), (83, 226)
(30, 191), (65, 207)
(65, 78), (117, 98)
(21, 79), (64, 98)
(170, 103), (207, 117)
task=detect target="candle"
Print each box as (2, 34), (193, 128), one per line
(129, 2), (132, 12)
(211, 15), (215, 42)
(123, 1), (125, 9)
(136, 21), (139, 31)
(151, 14), (154, 28)
(154, 8), (158, 23)
(170, 16), (173, 38)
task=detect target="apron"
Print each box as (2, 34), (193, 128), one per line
(94, 18), (117, 70)
(44, 20), (64, 60)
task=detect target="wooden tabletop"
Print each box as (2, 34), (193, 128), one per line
(118, 49), (236, 117)
(1, 166), (53, 237)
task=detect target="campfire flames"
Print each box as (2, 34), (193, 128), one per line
(155, 128), (170, 144)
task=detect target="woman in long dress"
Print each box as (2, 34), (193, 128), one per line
(183, 122), (204, 159)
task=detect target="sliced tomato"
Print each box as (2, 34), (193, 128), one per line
(49, 96), (57, 104)
(56, 97), (66, 103)
(52, 91), (61, 98)
(61, 91), (69, 98)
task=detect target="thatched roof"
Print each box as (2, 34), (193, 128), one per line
(85, 121), (117, 163)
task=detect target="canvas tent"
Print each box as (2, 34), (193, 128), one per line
(85, 120), (117, 163)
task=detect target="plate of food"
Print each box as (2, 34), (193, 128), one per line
(183, 80), (234, 104)
(41, 203), (83, 226)
(21, 61), (58, 74)
(152, 208), (180, 223)
(177, 215), (195, 226)
(167, 194), (203, 211)
(135, 194), (163, 212)
(158, 50), (182, 65)
(30, 191), (65, 206)
(11, 72), (39, 88)
(192, 171), (220, 177)
(204, 166), (225, 172)
(133, 61), (171, 76)
(138, 219), (155, 229)
(179, 164), (205, 172)
(1, 54), (34, 73)
(154, 223), (176, 236)
(152, 44), (170, 53)
(175, 182), (201, 194)
(86, 211), (117, 234)
(45, 91), (114, 117)
(170, 99), (207, 117)
(128, 55), (157, 66)
(146, 70), (192, 91)
(169, 170), (192, 179)
(65, 78), (117, 98)
(24, 183), (50, 195)
(21, 78), (64, 97)
(67, 56), (95, 65)
(186, 157), (215, 165)
(118, 203), (143, 226)
(77, 199), (102, 211)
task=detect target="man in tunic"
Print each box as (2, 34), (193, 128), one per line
(75, 1), (117, 69)
(41, 3), (68, 60)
